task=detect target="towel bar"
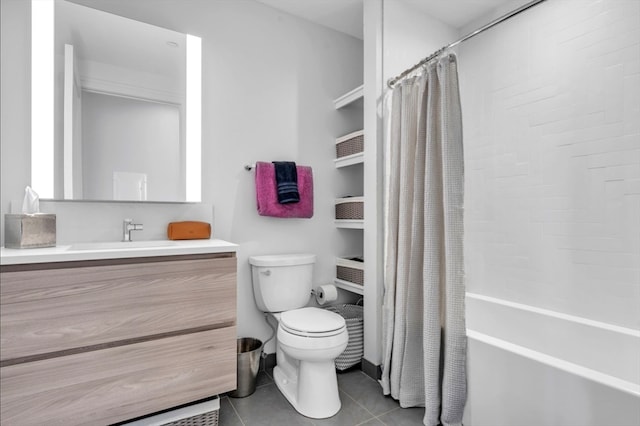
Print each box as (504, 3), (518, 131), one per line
(244, 164), (256, 171)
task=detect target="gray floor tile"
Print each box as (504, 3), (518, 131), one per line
(312, 391), (375, 426)
(357, 418), (386, 425)
(377, 406), (425, 426)
(225, 365), (427, 426)
(255, 369), (273, 388)
(228, 383), (314, 426)
(218, 396), (244, 426)
(337, 370), (399, 416)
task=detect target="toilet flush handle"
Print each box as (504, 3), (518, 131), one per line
(261, 269), (271, 276)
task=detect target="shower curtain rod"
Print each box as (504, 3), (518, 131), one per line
(387, 0), (547, 88)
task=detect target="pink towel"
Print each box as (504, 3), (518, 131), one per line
(255, 161), (314, 218)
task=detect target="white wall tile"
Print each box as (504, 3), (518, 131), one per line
(460, 0), (640, 331)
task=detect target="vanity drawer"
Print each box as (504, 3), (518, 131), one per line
(0, 255), (236, 362)
(0, 326), (236, 426)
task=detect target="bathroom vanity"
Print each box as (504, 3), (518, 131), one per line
(0, 240), (237, 425)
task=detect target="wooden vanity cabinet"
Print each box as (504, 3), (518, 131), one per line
(0, 252), (237, 426)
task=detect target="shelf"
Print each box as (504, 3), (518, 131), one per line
(334, 152), (364, 168)
(334, 278), (364, 295)
(334, 85), (364, 110)
(335, 220), (364, 229)
(336, 129), (364, 144)
(333, 85), (364, 298)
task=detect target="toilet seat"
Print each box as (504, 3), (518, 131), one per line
(279, 307), (346, 338)
(280, 323), (346, 338)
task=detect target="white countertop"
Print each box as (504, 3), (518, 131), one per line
(1, 239), (238, 265)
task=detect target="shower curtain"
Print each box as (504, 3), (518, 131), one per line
(381, 53), (466, 426)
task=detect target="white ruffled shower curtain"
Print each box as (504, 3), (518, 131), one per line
(381, 53), (467, 426)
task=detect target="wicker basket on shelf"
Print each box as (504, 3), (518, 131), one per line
(335, 197), (364, 220)
(335, 130), (364, 159)
(336, 257), (364, 286)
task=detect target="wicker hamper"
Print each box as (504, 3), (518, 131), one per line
(164, 410), (219, 426)
(335, 197), (364, 220)
(335, 130), (364, 159)
(324, 304), (364, 371)
(336, 257), (364, 286)
(124, 397), (219, 426)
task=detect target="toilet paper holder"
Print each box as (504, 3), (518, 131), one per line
(313, 284), (339, 305)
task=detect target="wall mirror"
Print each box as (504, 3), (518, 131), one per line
(31, 0), (201, 202)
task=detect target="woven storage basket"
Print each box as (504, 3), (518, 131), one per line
(324, 304), (363, 371)
(335, 130), (364, 159)
(336, 257), (364, 286)
(335, 197), (364, 220)
(125, 397), (219, 426)
(164, 410), (219, 426)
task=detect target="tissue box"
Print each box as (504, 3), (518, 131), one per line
(4, 214), (56, 248)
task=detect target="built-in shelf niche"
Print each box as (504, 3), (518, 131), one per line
(334, 152), (364, 168)
(334, 84), (363, 110)
(334, 278), (363, 295)
(335, 219), (364, 229)
(333, 85), (365, 296)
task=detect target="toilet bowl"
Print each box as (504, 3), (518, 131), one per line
(249, 254), (349, 419)
(273, 307), (348, 418)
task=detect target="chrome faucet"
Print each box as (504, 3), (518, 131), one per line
(123, 218), (143, 242)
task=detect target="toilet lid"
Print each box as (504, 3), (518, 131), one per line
(280, 307), (345, 335)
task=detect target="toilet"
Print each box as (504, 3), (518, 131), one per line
(249, 254), (348, 419)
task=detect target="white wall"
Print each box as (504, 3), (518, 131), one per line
(0, 0), (31, 246)
(459, 0), (640, 423)
(362, 0), (383, 368)
(382, 0), (459, 84)
(0, 0), (364, 353)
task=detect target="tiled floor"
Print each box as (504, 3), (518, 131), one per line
(220, 365), (425, 426)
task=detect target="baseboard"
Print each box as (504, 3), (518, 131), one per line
(361, 358), (382, 380)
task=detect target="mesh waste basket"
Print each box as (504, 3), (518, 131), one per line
(324, 304), (363, 370)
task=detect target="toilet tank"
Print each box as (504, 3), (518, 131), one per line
(249, 254), (316, 312)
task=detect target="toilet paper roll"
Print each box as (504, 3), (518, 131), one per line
(315, 284), (338, 305)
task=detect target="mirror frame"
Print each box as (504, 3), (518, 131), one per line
(31, 0), (201, 202)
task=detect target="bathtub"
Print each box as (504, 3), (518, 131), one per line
(463, 293), (640, 426)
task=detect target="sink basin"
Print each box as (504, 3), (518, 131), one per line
(69, 240), (178, 251)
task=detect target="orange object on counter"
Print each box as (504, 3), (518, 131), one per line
(167, 221), (211, 240)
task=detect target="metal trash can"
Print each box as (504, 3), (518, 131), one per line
(229, 337), (263, 398)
